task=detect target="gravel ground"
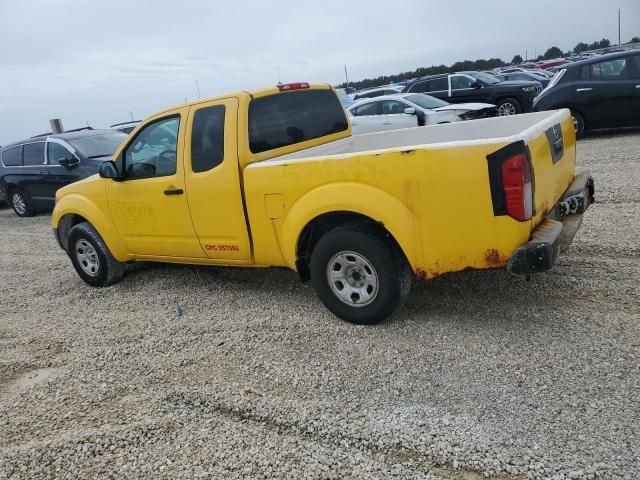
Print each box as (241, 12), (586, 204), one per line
(0, 130), (639, 480)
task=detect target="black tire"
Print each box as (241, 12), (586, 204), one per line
(571, 109), (586, 138)
(67, 222), (126, 287)
(310, 225), (411, 325)
(9, 189), (34, 217)
(496, 97), (522, 116)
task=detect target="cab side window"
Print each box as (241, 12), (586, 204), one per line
(191, 106), (225, 173)
(23, 142), (45, 166)
(124, 117), (179, 179)
(47, 142), (73, 165)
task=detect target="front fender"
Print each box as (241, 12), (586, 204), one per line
(52, 194), (130, 261)
(279, 182), (422, 270)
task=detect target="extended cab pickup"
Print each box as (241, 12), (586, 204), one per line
(52, 82), (594, 324)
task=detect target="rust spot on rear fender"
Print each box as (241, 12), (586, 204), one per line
(415, 268), (429, 280)
(484, 249), (507, 268)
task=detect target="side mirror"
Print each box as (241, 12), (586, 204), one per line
(98, 161), (120, 179)
(58, 157), (79, 169)
(404, 107), (416, 115)
(471, 81), (483, 89)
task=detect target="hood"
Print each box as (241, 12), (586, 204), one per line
(434, 102), (496, 112)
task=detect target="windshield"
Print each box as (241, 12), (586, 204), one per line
(405, 94), (449, 109)
(472, 72), (502, 85)
(68, 132), (127, 158)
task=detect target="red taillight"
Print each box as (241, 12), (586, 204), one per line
(277, 82), (310, 92)
(501, 153), (533, 221)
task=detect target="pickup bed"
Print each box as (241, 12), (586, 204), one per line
(52, 83), (594, 324)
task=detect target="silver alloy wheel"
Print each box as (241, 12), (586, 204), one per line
(572, 115), (579, 133)
(75, 239), (100, 277)
(498, 102), (517, 116)
(326, 251), (379, 308)
(12, 192), (26, 215)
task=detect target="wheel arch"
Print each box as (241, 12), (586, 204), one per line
(52, 194), (130, 261)
(280, 183), (421, 282)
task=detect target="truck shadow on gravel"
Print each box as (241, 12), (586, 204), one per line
(122, 261), (588, 326)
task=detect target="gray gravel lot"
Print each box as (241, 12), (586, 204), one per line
(1, 130), (639, 479)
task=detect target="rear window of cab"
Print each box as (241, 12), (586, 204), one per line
(248, 89), (348, 154)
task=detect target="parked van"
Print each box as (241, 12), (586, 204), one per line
(0, 128), (127, 217)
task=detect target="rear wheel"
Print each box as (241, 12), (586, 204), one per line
(496, 98), (522, 116)
(67, 222), (126, 287)
(570, 110), (585, 138)
(310, 225), (411, 325)
(10, 189), (34, 217)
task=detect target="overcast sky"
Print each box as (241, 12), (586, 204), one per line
(1, 0), (639, 144)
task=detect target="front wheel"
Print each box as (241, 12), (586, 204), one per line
(67, 222), (126, 287)
(310, 226), (411, 325)
(10, 189), (34, 217)
(496, 98), (522, 116)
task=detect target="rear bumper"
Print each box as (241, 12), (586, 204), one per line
(507, 173), (594, 275)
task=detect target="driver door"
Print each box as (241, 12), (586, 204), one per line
(105, 108), (205, 258)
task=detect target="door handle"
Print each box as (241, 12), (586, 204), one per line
(382, 122), (393, 126)
(576, 88), (593, 92)
(164, 188), (184, 196)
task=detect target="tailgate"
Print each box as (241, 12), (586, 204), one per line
(526, 110), (576, 229)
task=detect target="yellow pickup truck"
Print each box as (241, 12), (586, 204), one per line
(52, 82), (594, 324)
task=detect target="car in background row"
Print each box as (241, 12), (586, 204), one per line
(0, 129), (127, 216)
(352, 85), (404, 101)
(110, 121), (141, 134)
(335, 88), (355, 108)
(533, 51), (640, 137)
(402, 71), (542, 116)
(495, 71), (549, 88)
(347, 93), (497, 134)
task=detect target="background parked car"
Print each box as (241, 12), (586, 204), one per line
(352, 85), (404, 101)
(0, 128), (127, 217)
(110, 121), (141, 134)
(402, 71), (541, 116)
(533, 51), (640, 137)
(335, 88), (355, 108)
(346, 93), (497, 134)
(495, 71), (549, 88)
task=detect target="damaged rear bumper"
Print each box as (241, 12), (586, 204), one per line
(507, 173), (594, 275)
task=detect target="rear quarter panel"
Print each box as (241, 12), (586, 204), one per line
(244, 142), (534, 278)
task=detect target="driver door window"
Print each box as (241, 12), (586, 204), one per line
(47, 142), (73, 165)
(451, 75), (474, 90)
(381, 101), (408, 114)
(124, 117), (180, 179)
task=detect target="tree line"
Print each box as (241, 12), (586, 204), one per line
(339, 36), (640, 90)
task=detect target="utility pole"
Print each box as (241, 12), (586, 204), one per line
(525, 49), (528, 61)
(618, 8), (621, 45)
(195, 79), (201, 99)
(344, 65), (350, 87)
(129, 111), (134, 121)
(276, 65), (282, 85)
